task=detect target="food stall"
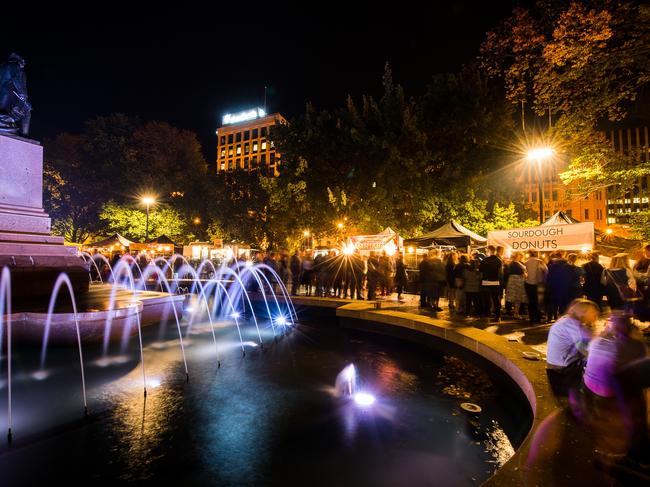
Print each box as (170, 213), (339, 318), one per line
(347, 227), (403, 257)
(82, 233), (135, 256)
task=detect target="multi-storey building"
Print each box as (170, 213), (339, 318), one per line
(523, 126), (649, 234)
(605, 126), (650, 227)
(523, 165), (608, 230)
(216, 108), (286, 176)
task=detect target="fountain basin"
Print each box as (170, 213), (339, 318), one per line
(3, 285), (185, 345)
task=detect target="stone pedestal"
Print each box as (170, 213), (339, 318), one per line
(0, 134), (88, 299)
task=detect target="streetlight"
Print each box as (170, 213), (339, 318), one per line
(527, 147), (555, 224)
(302, 230), (310, 250)
(142, 196), (156, 242)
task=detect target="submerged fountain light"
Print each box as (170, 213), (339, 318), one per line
(353, 392), (376, 407)
(185, 306), (195, 313)
(275, 315), (288, 326)
(231, 311), (241, 319)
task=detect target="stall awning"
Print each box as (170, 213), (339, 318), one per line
(349, 227), (403, 253)
(404, 221), (487, 248)
(85, 233), (136, 248)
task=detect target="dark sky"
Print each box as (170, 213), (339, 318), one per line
(1, 3), (521, 160)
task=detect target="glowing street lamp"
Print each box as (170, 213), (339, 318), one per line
(141, 196), (156, 242)
(337, 222), (344, 230)
(193, 217), (201, 225)
(527, 147), (555, 224)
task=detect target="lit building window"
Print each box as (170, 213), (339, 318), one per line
(253, 143), (258, 152)
(236, 145), (241, 155)
(228, 148), (233, 156)
(220, 149), (226, 157)
(244, 144), (249, 155)
(261, 141), (267, 150)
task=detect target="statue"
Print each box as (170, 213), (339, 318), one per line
(0, 53), (31, 136)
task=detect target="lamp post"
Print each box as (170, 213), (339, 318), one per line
(303, 230), (310, 250)
(527, 148), (555, 224)
(142, 196), (155, 242)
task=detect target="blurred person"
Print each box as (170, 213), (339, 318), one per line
(300, 251), (314, 296)
(583, 313), (648, 460)
(566, 253), (585, 302)
(582, 252), (605, 309)
(525, 250), (547, 324)
(445, 251), (458, 311)
(290, 250), (301, 296)
(463, 258), (482, 316)
(418, 251), (433, 308)
(546, 299), (599, 396)
(395, 254), (408, 302)
(505, 251), (528, 319)
(546, 251), (572, 321)
(601, 253), (637, 311)
(453, 254), (470, 314)
(480, 245), (503, 322)
(430, 249), (447, 311)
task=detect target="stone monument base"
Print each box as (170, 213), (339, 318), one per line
(0, 134), (89, 300)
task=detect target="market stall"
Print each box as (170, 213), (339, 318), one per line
(348, 227), (403, 257)
(82, 233), (135, 255)
(403, 221), (486, 252)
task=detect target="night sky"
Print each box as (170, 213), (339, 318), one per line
(1, 3), (522, 159)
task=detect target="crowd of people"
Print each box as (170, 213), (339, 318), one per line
(417, 244), (650, 324)
(251, 249), (410, 301)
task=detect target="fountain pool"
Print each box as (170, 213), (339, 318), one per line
(0, 314), (532, 486)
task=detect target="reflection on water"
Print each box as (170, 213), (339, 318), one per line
(0, 320), (531, 485)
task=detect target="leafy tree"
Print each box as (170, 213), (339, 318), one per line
(99, 201), (191, 243)
(270, 65), (517, 244)
(44, 114), (209, 243)
(480, 0), (650, 238)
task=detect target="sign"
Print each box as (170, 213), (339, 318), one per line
(222, 108), (266, 125)
(487, 222), (595, 252)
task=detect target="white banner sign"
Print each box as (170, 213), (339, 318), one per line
(487, 222), (595, 252)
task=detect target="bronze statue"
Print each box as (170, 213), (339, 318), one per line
(0, 53), (31, 136)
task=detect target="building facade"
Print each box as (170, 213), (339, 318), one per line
(523, 165), (608, 230)
(605, 126), (650, 227)
(216, 108), (286, 176)
(523, 126), (649, 233)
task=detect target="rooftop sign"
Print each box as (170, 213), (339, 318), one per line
(222, 108), (266, 126)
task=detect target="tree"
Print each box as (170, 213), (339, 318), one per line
(480, 0), (650, 235)
(44, 114), (209, 243)
(99, 201), (191, 244)
(270, 65), (518, 243)
(44, 134), (104, 243)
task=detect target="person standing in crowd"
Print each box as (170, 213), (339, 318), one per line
(546, 299), (599, 395)
(430, 249), (446, 312)
(453, 254), (470, 314)
(300, 251), (314, 296)
(263, 251), (278, 293)
(582, 253), (604, 308)
(313, 251), (326, 296)
(546, 251), (572, 321)
(367, 252), (381, 301)
(602, 253), (637, 310)
(445, 252), (459, 311)
(505, 251), (528, 319)
(279, 251), (290, 289)
(525, 250), (547, 324)
(566, 253), (585, 302)
(395, 254), (408, 302)
(418, 251), (433, 308)
(480, 245), (503, 322)
(347, 252), (365, 300)
(290, 250), (302, 296)
(332, 254), (345, 298)
(463, 258), (482, 316)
